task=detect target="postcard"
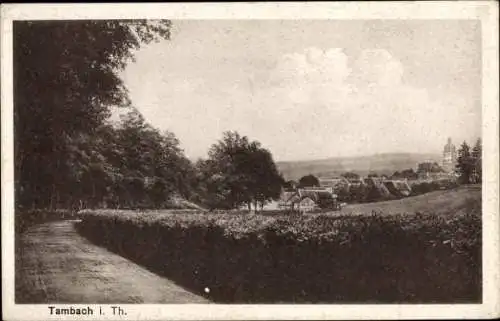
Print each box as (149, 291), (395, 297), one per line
(1, 2), (498, 320)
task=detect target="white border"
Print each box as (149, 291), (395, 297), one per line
(2, 2), (499, 320)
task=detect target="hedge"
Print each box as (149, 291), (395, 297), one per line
(76, 200), (481, 303)
(15, 209), (77, 234)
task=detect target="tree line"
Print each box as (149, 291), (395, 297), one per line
(456, 139), (482, 184)
(14, 20), (283, 212)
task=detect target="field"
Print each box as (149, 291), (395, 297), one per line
(75, 185), (482, 303)
(342, 185), (481, 216)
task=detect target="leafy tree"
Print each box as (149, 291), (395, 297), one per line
(400, 168), (418, 180)
(341, 172), (360, 179)
(201, 131), (284, 211)
(456, 141), (474, 184)
(283, 180), (298, 190)
(113, 109), (194, 208)
(14, 20), (171, 209)
(367, 172), (379, 178)
(298, 174), (320, 188)
(246, 147), (285, 209)
(195, 160), (234, 210)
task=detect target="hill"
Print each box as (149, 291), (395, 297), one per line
(277, 153), (441, 180)
(342, 185), (481, 217)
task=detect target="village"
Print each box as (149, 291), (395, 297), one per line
(273, 138), (463, 213)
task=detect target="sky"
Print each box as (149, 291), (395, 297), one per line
(118, 20), (481, 162)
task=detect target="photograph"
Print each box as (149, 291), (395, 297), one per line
(2, 2), (499, 320)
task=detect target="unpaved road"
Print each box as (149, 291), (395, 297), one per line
(15, 220), (209, 303)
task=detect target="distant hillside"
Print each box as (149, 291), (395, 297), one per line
(277, 153), (441, 181)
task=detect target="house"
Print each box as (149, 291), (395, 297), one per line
(302, 186), (334, 193)
(278, 191), (301, 210)
(346, 177), (366, 188)
(297, 196), (316, 213)
(319, 177), (350, 194)
(278, 188), (340, 212)
(299, 189), (338, 209)
(383, 179), (412, 197)
(416, 161), (445, 180)
(364, 177), (394, 200)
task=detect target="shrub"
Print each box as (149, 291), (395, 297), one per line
(15, 209), (77, 234)
(410, 179), (458, 196)
(76, 209), (481, 303)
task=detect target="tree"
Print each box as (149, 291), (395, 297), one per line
(472, 138), (482, 183)
(248, 147), (285, 209)
(298, 174), (320, 188)
(283, 180), (298, 190)
(456, 141), (474, 184)
(201, 131), (284, 211)
(112, 109), (194, 208)
(341, 172), (360, 179)
(367, 172), (379, 178)
(14, 20), (171, 209)
(400, 168), (418, 180)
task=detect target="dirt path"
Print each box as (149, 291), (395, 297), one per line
(15, 220), (209, 303)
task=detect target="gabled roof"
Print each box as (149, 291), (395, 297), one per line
(384, 179), (411, 196)
(299, 196), (315, 203)
(319, 177), (349, 186)
(279, 191), (300, 204)
(346, 177), (365, 184)
(298, 189), (335, 202)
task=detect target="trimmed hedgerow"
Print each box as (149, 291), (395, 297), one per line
(15, 209), (77, 234)
(76, 200), (481, 303)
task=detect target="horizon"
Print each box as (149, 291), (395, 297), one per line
(109, 110), (479, 163)
(116, 20), (482, 162)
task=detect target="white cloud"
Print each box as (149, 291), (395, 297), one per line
(236, 47), (471, 160)
(123, 43), (480, 161)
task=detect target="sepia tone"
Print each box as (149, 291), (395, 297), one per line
(12, 18), (483, 305)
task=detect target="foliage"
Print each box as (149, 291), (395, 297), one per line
(417, 162), (444, 174)
(15, 209), (77, 234)
(443, 138), (482, 185)
(77, 206), (481, 303)
(410, 182), (433, 195)
(455, 141), (475, 184)
(298, 174), (320, 188)
(341, 172), (360, 179)
(471, 138), (482, 183)
(283, 180), (298, 190)
(409, 179), (458, 196)
(393, 168), (419, 180)
(13, 20), (194, 210)
(197, 131), (284, 210)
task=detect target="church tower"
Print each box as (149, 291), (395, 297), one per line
(442, 137), (457, 173)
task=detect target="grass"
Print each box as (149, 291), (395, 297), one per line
(342, 185), (481, 216)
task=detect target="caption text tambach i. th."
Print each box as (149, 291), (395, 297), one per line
(48, 306), (127, 316)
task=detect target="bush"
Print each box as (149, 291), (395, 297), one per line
(15, 209), (77, 234)
(410, 179), (458, 196)
(76, 209), (481, 303)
